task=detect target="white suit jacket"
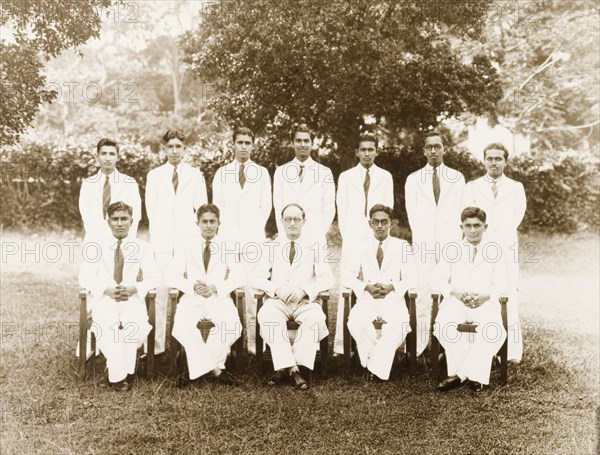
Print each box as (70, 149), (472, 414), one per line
(342, 236), (417, 301)
(166, 234), (245, 304)
(463, 175), (526, 245)
(78, 235), (160, 307)
(337, 164), (394, 243)
(79, 169), (141, 242)
(405, 163), (465, 248)
(273, 157), (336, 241)
(252, 236), (335, 303)
(145, 162), (208, 253)
(212, 159), (272, 247)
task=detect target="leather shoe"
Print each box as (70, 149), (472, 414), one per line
(110, 380), (131, 392)
(290, 370), (309, 390)
(267, 369), (288, 386)
(467, 380), (487, 393)
(437, 375), (463, 392)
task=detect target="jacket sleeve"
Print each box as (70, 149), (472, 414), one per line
(302, 243), (335, 302)
(214, 244), (246, 298)
(384, 170), (394, 209)
(144, 170), (158, 224)
(336, 173), (348, 239)
(404, 174), (418, 234)
(251, 242), (279, 298)
(78, 179), (95, 234)
(513, 181), (527, 230)
(212, 169), (224, 212)
(321, 166), (336, 234)
(391, 240), (418, 297)
(78, 249), (107, 299)
(165, 243), (195, 295)
(341, 248), (367, 297)
(128, 179), (142, 237)
(193, 169), (208, 212)
(272, 167), (284, 236)
(259, 167), (273, 229)
(134, 241), (161, 298)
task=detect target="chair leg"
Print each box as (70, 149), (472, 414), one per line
(500, 296), (509, 384)
(255, 294), (264, 374)
(343, 292), (351, 373)
(147, 291), (156, 377)
(430, 294), (440, 380)
(79, 291), (88, 379)
(406, 292), (417, 376)
(234, 289), (245, 372)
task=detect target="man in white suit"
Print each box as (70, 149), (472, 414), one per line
(273, 124), (335, 243)
(254, 203), (334, 390)
(343, 204), (417, 381)
(145, 129), (208, 355)
(78, 201), (160, 391)
(405, 131), (465, 356)
(212, 126), (272, 354)
(166, 204), (243, 385)
(463, 143), (527, 362)
(79, 138), (141, 243)
(433, 207), (507, 392)
(333, 132), (394, 355)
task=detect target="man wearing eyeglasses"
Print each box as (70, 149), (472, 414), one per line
(253, 203), (334, 390)
(463, 143), (526, 362)
(342, 204), (417, 381)
(404, 131), (465, 357)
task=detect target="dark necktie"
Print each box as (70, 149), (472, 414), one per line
(298, 164), (305, 182)
(492, 181), (498, 199)
(376, 241), (383, 269)
(203, 240), (211, 272)
(102, 175), (111, 219)
(432, 166), (440, 205)
(289, 241), (296, 265)
(471, 245), (478, 263)
(239, 162), (246, 189)
(172, 167), (179, 193)
(114, 239), (124, 284)
(363, 168), (371, 216)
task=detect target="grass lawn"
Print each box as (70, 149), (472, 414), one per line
(1, 229), (598, 454)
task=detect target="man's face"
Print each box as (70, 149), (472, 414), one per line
(282, 205), (305, 239)
(461, 217), (487, 244)
(233, 134), (253, 163)
(356, 141), (378, 168)
(108, 209), (132, 239)
(369, 210), (391, 241)
(484, 149), (507, 179)
(423, 136), (445, 167)
(292, 132), (312, 162)
(97, 145), (118, 174)
(164, 138), (184, 166)
(198, 211), (220, 240)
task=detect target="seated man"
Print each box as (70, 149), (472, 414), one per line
(78, 201), (160, 391)
(253, 203), (334, 390)
(342, 204), (417, 381)
(166, 204), (243, 385)
(433, 206), (508, 392)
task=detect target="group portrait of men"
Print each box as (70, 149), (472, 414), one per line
(78, 124), (526, 393)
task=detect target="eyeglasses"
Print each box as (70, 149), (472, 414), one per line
(370, 219), (390, 227)
(283, 217), (303, 224)
(424, 144), (443, 151)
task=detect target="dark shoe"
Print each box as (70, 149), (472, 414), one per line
(110, 380), (131, 392)
(437, 375), (463, 392)
(290, 370), (309, 390)
(267, 369), (288, 386)
(213, 370), (240, 386)
(467, 380), (487, 393)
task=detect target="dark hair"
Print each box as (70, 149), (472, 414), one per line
(163, 129), (185, 143)
(107, 201), (133, 218)
(422, 130), (444, 146)
(369, 204), (393, 219)
(233, 126), (255, 143)
(281, 203), (306, 219)
(290, 123), (314, 142)
(461, 206), (487, 223)
(97, 138), (119, 154)
(358, 132), (378, 150)
(196, 203), (220, 221)
(483, 142), (509, 160)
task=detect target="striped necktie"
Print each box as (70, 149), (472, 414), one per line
(363, 168), (370, 216)
(102, 175), (111, 219)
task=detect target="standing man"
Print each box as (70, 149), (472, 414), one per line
(254, 203), (334, 390)
(405, 131), (465, 356)
(166, 204), (243, 385)
(343, 204), (417, 381)
(333, 132), (394, 355)
(145, 129), (208, 355)
(463, 143), (526, 362)
(212, 126), (272, 354)
(79, 138), (142, 243)
(273, 123), (336, 243)
(78, 201), (160, 391)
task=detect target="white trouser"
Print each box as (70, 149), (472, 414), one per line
(504, 241), (523, 362)
(238, 252), (258, 355)
(347, 292), (411, 380)
(153, 251), (173, 355)
(433, 297), (507, 385)
(91, 295), (151, 383)
(257, 298), (328, 371)
(172, 294), (242, 380)
(413, 257), (436, 357)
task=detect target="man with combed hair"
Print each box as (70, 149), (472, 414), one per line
(273, 123), (335, 243)
(254, 203), (334, 390)
(145, 129), (208, 355)
(212, 126), (272, 354)
(463, 142), (526, 362)
(166, 204), (243, 385)
(404, 131), (465, 356)
(343, 204), (417, 381)
(433, 207), (508, 393)
(79, 138), (142, 243)
(78, 201), (160, 391)
(333, 132), (394, 355)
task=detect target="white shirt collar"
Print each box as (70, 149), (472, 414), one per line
(292, 157), (314, 167)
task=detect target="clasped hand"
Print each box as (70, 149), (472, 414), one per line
(194, 281), (217, 298)
(104, 285), (136, 301)
(275, 286), (307, 304)
(365, 283), (393, 299)
(454, 290), (489, 309)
